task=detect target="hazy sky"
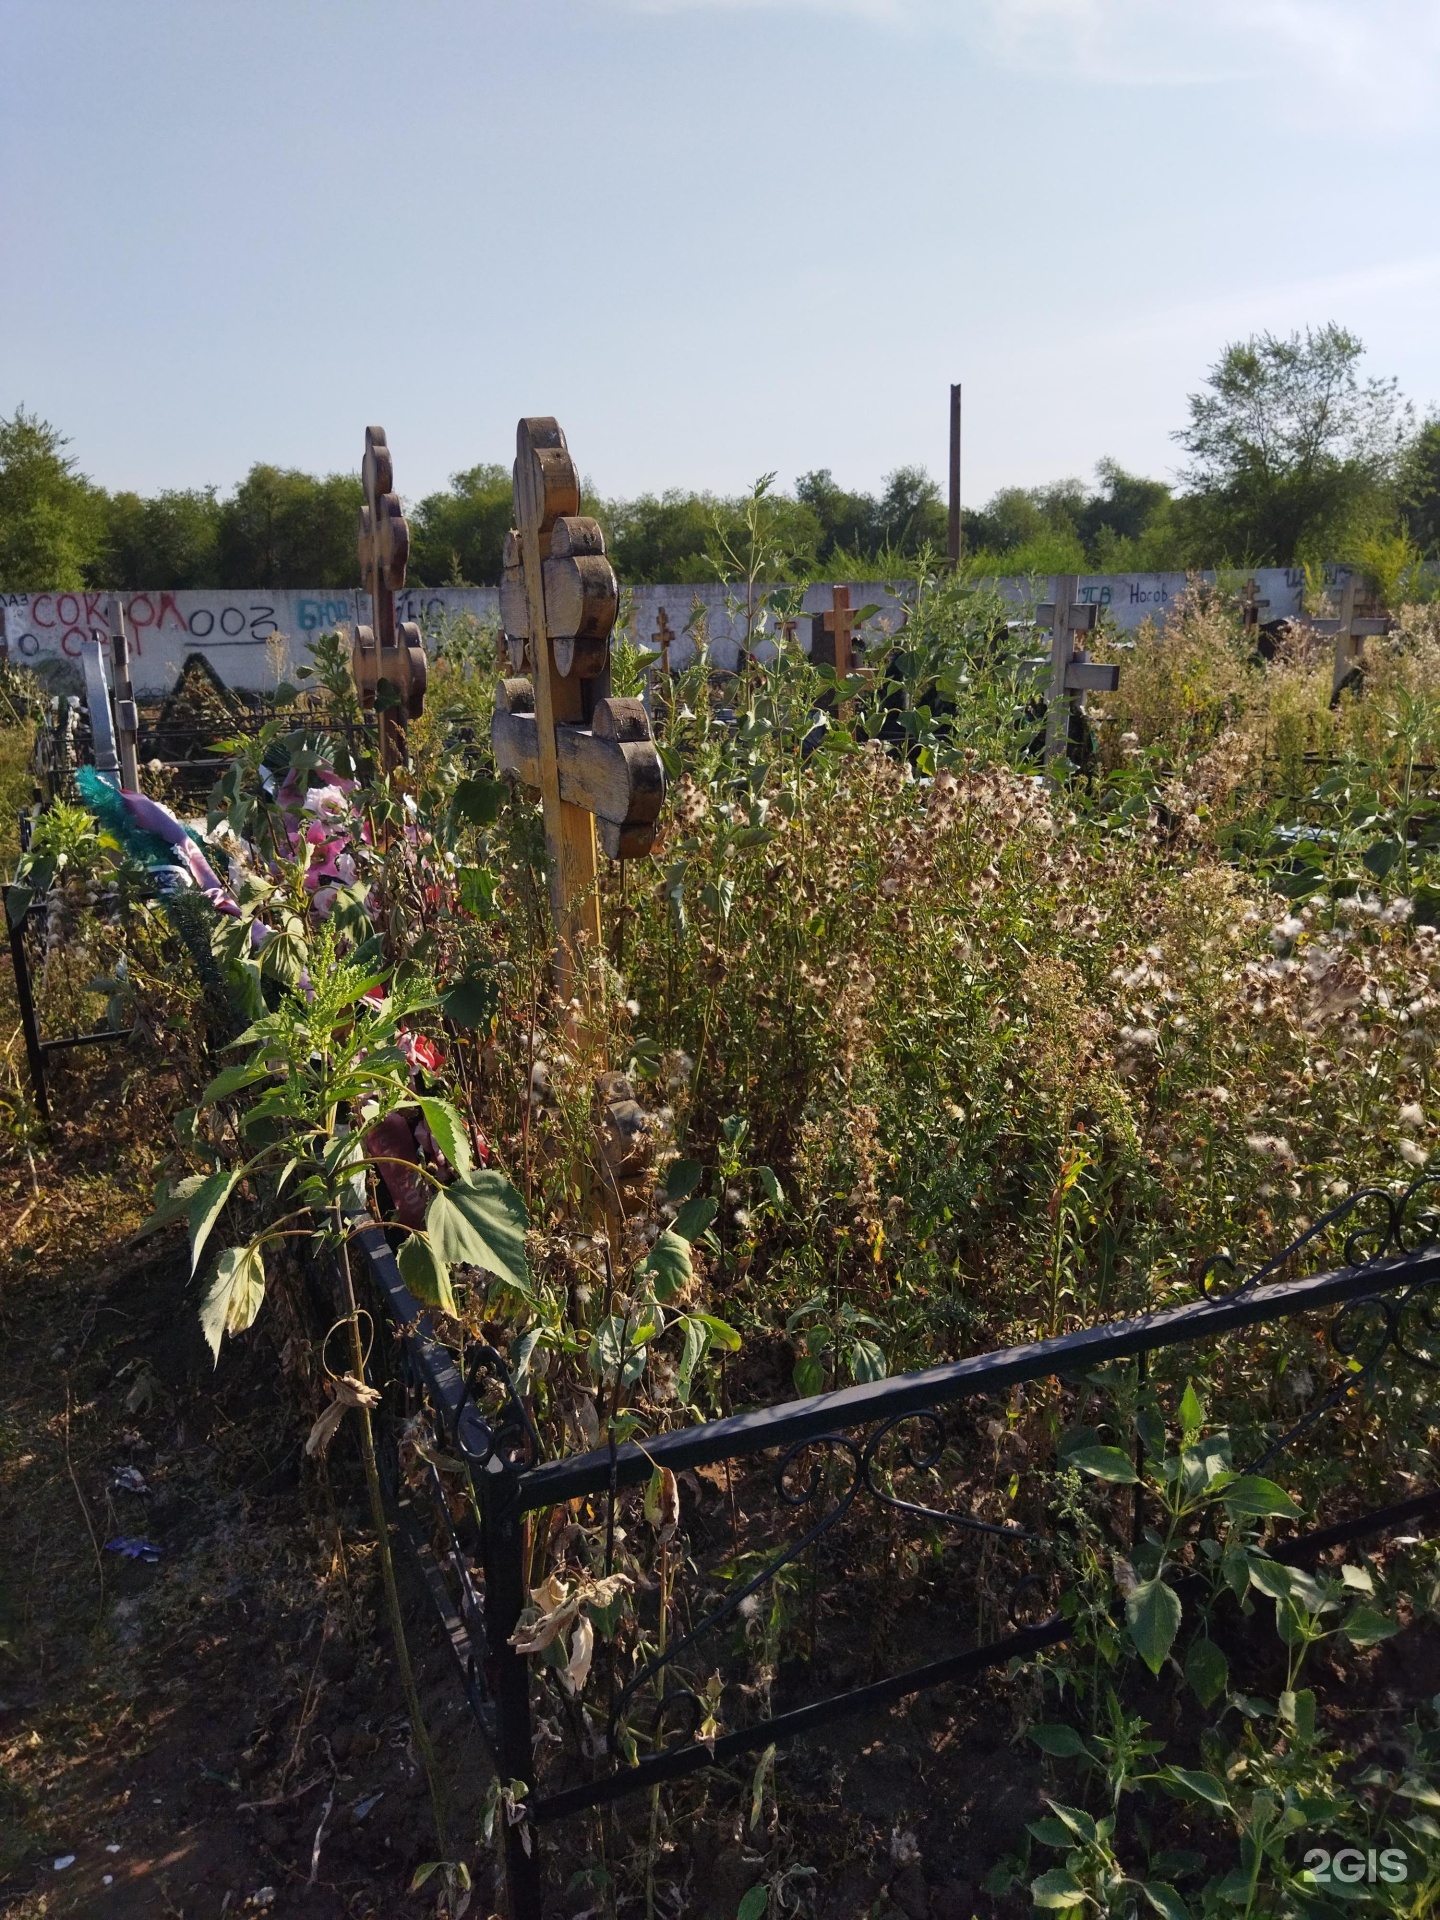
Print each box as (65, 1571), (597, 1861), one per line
(4, 0), (1440, 507)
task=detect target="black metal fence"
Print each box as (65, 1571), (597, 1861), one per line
(353, 1180), (1440, 1919)
(4, 888), (134, 1123)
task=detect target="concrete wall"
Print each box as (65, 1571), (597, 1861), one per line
(0, 566), (1352, 696)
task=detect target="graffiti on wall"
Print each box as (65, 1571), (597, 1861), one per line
(0, 567), (1363, 694)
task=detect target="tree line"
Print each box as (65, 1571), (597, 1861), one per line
(3, 326), (1438, 595)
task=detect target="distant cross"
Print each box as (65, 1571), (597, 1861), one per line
(818, 584), (856, 680)
(353, 425), (427, 775)
(1035, 576), (1120, 775)
(653, 606), (674, 676)
(1240, 577), (1270, 632)
(492, 417), (665, 1003)
(1320, 572), (1393, 701)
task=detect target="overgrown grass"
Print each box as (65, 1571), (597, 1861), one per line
(12, 584), (1440, 1913)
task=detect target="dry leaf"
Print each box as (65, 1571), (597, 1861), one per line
(305, 1374), (381, 1456)
(560, 1616), (594, 1695)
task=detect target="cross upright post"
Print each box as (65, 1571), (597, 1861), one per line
(493, 418), (665, 1006)
(353, 426), (427, 776)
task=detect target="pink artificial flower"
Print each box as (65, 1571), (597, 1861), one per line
(397, 1028), (445, 1075)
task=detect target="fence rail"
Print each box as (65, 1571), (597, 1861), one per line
(352, 1177), (1440, 1920)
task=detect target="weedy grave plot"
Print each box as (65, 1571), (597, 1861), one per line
(6, 423), (1440, 1918)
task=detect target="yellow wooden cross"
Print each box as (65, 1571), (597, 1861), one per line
(493, 418), (665, 1002)
(815, 584), (855, 679)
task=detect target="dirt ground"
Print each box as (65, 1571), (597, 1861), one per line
(0, 1046), (1043, 1920)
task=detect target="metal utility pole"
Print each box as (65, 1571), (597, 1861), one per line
(948, 382), (962, 569)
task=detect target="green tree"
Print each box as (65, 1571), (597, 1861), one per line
(873, 464), (947, 556)
(1401, 415), (1440, 557)
(796, 465), (945, 569)
(408, 463), (513, 585)
(600, 488), (727, 584)
(1175, 324), (1409, 565)
(0, 407), (105, 591)
(103, 487), (222, 589)
(214, 464), (362, 588)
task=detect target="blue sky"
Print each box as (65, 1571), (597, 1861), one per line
(4, 0), (1439, 507)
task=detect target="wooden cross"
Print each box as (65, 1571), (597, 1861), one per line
(1033, 576), (1120, 774)
(644, 606), (676, 718)
(1240, 577), (1270, 633)
(1316, 572), (1394, 701)
(812, 584), (856, 680)
(353, 425), (427, 775)
(492, 417), (665, 1000)
(652, 607), (674, 676)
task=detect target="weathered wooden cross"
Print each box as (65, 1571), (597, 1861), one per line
(352, 426), (427, 775)
(644, 606), (676, 716)
(492, 417), (665, 999)
(1239, 576), (1270, 634)
(1316, 572), (1394, 701)
(1033, 575), (1120, 772)
(652, 606), (674, 677)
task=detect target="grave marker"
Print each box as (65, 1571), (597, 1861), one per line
(106, 597), (141, 791)
(493, 417), (665, 999)
(652, 606), (674, 677)
(1316, 573), (1394, 700)
(352, 426), (427, 774)
(1033, 575), (1120, 773)
(811, 583), (857, 679)
(1239, 576), (1270, 635)
(80, 634), (120, 784)
(645, 606), (674, 713)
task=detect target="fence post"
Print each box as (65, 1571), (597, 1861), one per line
(480, 1461), (544, 1920)
(6, 892), (49, 1122)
